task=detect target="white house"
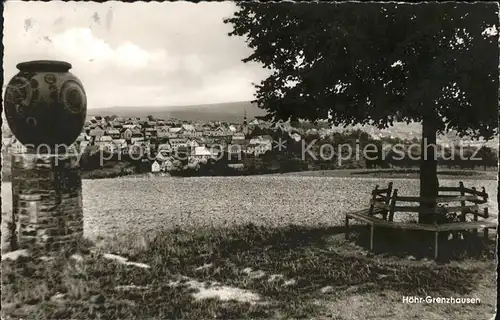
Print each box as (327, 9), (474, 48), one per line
(106, 129), (121, 139)
(169, 138), (187, 151)
(186, 138), (200, 149)
(95, 135), (114, 151)
(151, 161), (161, 173)
(122, 124), (140, 130)
(228, 163), (245, 170)
(161, 158), (174, 171)
(193, 146), (216, 160)
(289, 132), (302, 142)
(180, 130), (203, 138)
(231, 132), (246, 143)
(79, 140), (90, 151)
(246, 143), (271, 156)
(76, 132), (89, 142)
(122, 128), (133, 140)
(112, 139), (128, 154)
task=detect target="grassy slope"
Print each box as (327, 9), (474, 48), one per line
(2, 224), (496, 319)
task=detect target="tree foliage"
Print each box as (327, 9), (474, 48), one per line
(225, 2), (498, 139)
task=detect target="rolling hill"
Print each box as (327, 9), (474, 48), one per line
(78, 101), (498, 148)
(86, 101), (267, 123)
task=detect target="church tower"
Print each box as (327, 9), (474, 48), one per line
(242, 108), (248, 136)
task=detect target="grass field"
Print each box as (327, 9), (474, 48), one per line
(1, 175), (497, 319)
(2, 224), (497, 319)
(1, 175), (498, 241)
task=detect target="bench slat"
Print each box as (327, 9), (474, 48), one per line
(373, 188), (391, 194)
(391, 205), (479, 214)
(436, 205), (479, 213)
(394, 195), (481, 203)
(461, 187), (488, 197)
(346, 211), (437, 231)
(346, 210), (496, 232)
(438, 186), (488, 197)
(438, 187), (463, 192)
(369, 200), (390, 207)
(436, 221), (498, 231)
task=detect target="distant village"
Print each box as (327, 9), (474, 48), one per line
(3, 110), (292, 173)
(2, 109), (498, 176)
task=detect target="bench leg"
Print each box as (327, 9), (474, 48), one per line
(483, 228), (489, 241)
(345, 217), (350, 240)
(473, 213), (478, 235)
(370, 224), (374, 251)
(434, 231), (439, 260)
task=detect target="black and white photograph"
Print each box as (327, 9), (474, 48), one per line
(1, 1), (498, 319)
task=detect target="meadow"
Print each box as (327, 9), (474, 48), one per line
(1, 175), (497, 241)
(1, 175), (497, 319)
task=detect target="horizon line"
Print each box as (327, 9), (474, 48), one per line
(87, 100), (256, 110)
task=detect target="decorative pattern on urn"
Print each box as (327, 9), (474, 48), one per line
(4, 60), (87, 148)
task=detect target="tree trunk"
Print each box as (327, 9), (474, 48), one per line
(419, 117), (439, 224)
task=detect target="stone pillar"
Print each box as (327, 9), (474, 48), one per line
(11, 149), (83, 253)
(4, 60), (87, 254)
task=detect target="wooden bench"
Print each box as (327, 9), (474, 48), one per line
(367, 182), (393, 219)
(345, 181), (497, 259)
(345, 209), (437, 252)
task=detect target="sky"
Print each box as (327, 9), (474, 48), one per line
(3, 1), (270, 109)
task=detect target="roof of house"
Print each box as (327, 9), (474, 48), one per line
(169, 127), (183, 133)
(123, 124), (138, 129)
(157, 132), (177, 138)
(131, 129), (143, 136)
(247, 143), (261, 148)
(76, 133), (88, 141)
(158, 143), (172, 150)
(97, 135), (113, 142)
(113, 139), (127, 145)
(259, 135), (273, 142)
(156, 125), (171, 131)
(89, 129), (105, 137)
(2, 137), (15, 146)
(156, 152), (173, 161)
(193, 146), (214, 156)
(181, 124), (195, 131)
